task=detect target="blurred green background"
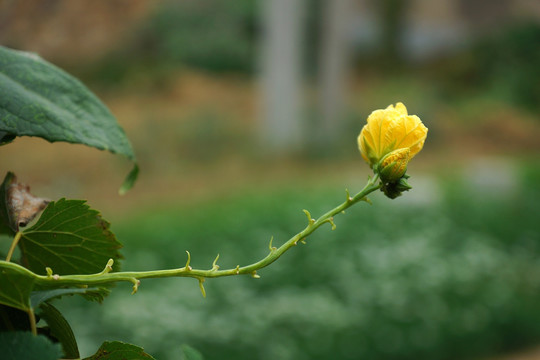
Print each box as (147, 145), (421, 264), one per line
(1, 0), (540, 359)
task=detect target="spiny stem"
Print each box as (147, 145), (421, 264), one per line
(1, 176), (382, 293)
(5, 231), (22, 262)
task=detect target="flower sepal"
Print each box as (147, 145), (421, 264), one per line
(380, 174), (412, 199)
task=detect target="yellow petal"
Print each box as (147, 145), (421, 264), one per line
(388, 115), (428, 159)
(357, 129), (371, 164)
(394, 102), (408, 115)
(359, 108), (398, 162)
(385, 102), (408, 115)
(380, 148), (410, 168)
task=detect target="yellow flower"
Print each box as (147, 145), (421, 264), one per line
(357, 102), (428, 169)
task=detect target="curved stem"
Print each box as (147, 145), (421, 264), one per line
(27, 309), (37, 336)
(2, 176), (381, 293)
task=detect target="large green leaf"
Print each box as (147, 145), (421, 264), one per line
(0, 261), (35, 311)
(38, 302), (80, 359)
(18, 199), (122, 276)
(84, 341), (156, 360)
(0, 331), (62, 360)
(0, 45), (138, 192)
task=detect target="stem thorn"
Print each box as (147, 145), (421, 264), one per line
(303, 209), (315, 225)
(269, 236), (277, 252)
(345, 189), (353, 203)
(185, 250), (191, 270)
(131, 278), (140, 294)
(199, 278), (206, 297)
(101, 258), (114, 274)
(211, 254), (220, 271)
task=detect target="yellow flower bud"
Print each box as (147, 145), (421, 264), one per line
(357, 102), (428, 168)
(379, 148), (410, 183)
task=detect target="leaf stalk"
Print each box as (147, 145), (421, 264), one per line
(5, 231), (22, 262)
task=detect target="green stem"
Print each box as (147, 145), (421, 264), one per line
(2, 176), (381, 293)
(5, 231), (22, 262)
(27, 309), (37, 336)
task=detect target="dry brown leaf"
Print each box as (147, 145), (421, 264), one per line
(6, 175), (49, 231)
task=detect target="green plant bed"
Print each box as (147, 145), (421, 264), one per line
(58, 164), (540, 359)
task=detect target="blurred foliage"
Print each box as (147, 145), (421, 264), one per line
(436, 22), (540, 113)
(84, 0), (257, 85)
(76, 1), (540, 120)
(58, 161), (540, 359)
(174, 110), (250, 163)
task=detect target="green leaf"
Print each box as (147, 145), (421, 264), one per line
(84, 341), (156, 360)
(119, 164), (139, 196)
(0, 260), (35, 311)
(0, 45), (138, 192)
(19, 199), (122, 276)
(38, 302), (79, 359)
(30, 287), (107, 308)
(0, 331), (62, 360)
(181, 344), (205, 360)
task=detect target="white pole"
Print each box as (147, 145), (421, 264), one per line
(259, 0), (305, 152)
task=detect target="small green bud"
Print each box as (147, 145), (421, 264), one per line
(378, 148), (410, 183)
(381, 175), (412, 199)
